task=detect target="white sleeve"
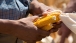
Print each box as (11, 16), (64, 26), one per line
(60, 13), (76, 34)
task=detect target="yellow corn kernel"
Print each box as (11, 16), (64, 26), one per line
(49, 10), (61, 22)
(34, 16), (56, 28)
(42, 24), (53, 31)
(34, 10), (61, 31)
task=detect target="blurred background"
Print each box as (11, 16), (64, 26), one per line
(38, 0), (69, 11)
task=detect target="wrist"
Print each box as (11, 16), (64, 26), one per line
(8, 20), (27, 36)
(0, 19), (20, 34)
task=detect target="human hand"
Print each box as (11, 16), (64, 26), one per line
(50, 21), (62, 33)
(17, 16), (50, 43)
(29, 1), (54, 16)
(58, 23), (71, 43)
(58, 23), (71, 37)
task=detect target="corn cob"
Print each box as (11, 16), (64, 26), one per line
(34, 10), (61, 31)
(41, 23), (53, 31)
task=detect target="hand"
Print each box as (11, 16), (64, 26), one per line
(49, 21), (62, 33)
(29, 1), (54, 16)
(58, 23), (71, 43)
(58, 23), (71, 37)
(17, 16), (50, 43)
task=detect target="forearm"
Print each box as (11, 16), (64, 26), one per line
(0, 19), (26, 37)
(0, 19), (19, 34)
(0, 19), (37, 42)
(0, 19), (28, 41)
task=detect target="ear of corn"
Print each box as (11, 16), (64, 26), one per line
(42, 24), (53, 31)
(34, 10), (61, 31)
(34, 16), (56, 27)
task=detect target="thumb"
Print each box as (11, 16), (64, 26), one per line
(42, 11), (52, 16)
(38, 29), (50, 37)
(27, 16), (39, 22)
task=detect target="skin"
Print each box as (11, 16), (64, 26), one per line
(0, 16), (51, 43)
(29, 0), (54, 16)
(58, 23), (71, 43)
(0, 0), (56, 43)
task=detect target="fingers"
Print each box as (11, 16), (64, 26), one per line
(42, 11), (49, 16)
(42, 10), (51, 15)
(36, 36), (43, 41)
(42, 8), (54, 16)
(35, 29), (50, 41)
(38, 29), (50, 38)
(27, 16), (39, 22)
(27, 41), (36, 43)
